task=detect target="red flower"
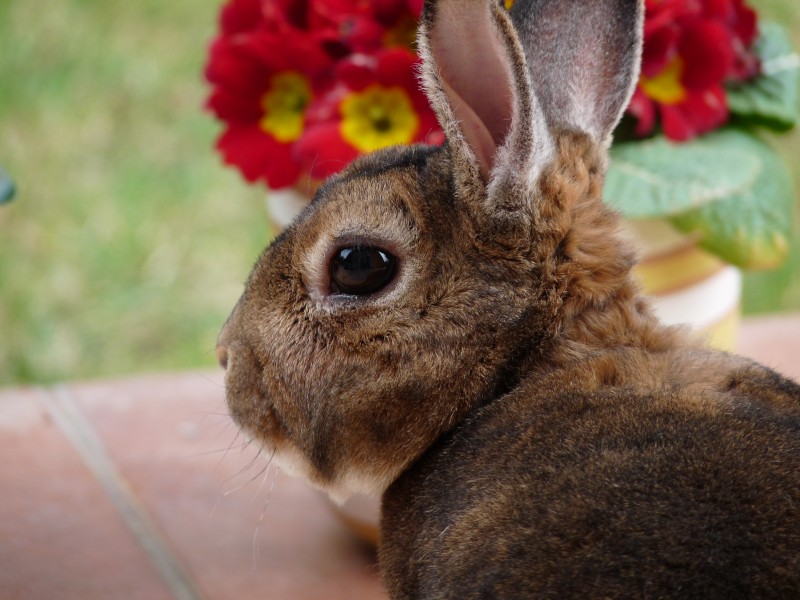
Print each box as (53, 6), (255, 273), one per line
(294, 49), (442, 180)
(205, 0), (764, 191)
(205, 0), (429, 189)
(254, 0), (421, 56)
(205, 28), (334, 188)
(629, 0), (760, 141)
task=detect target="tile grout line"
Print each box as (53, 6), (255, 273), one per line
(41, 385), (204, 600)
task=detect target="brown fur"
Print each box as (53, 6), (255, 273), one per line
(217, 0), (800, 597)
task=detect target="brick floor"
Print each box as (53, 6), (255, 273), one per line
(1, 315), (798, 599)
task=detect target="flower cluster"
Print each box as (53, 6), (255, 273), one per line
(205, 0), (764, 188)
(205, 0), (441, 189)
(628, 0), (760, 141)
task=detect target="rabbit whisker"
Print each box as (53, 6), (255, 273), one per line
(252, 455), (280, 572)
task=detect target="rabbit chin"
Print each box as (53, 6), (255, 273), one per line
(268, 441), (390, 505)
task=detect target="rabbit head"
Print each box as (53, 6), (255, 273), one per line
(217, 0), (653, 503)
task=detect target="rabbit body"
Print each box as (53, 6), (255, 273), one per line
(217, 0), (800, 597)
(382, 349), (800, 598)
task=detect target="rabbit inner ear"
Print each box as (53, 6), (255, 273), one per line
(427, 2), (517, 181)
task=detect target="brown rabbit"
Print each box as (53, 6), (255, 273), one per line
(216, 0), (800, 597)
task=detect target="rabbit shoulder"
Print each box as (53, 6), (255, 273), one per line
(381, 351), (800, 599)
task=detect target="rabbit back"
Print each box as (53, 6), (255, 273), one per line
(381, 353), (800, 599)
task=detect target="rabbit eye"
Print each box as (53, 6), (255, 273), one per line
(329, 246), (397, 296)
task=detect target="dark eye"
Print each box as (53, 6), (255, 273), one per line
(329, 246), (398, 296)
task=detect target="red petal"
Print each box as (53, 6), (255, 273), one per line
(308, 0), (372, 28)
(660, 85), (728, 141)
(644, 0), (693, 37)
(375, 48), (419, 90)
(406, 0), (423, 18)
(216, 124), (301, 188)
(424, 129), (445, 146)
(246, 31), (333, 75)
(731, 0), (758, 47)
(371, 0), (410, 24)
(204, 37), (269, 96)
(627, 87), (658, 137)
(678, 20), (734, 91)
(294, 123), (359, 179)
(219, 0), (262, 35)
(335, 55), (377, 90)
(415, 107), (443, 144)
(642, 26), (678, 78)
(342, 17), (387, 53)
(206, 89), (263, 122)
(701, 0), (733, 21)
(280, 0), (312, 30)
(305, 85), (348, 126)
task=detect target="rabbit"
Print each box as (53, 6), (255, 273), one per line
(216, 0), (800, 597)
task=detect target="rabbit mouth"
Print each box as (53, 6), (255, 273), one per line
(226, 390), (289, 447)
(225, 387), (324, 486)
(237, 417), (372, 504)
(229, 393), (392, 503)
(230, 402), (309, 474)
(241, 424), (310, 478)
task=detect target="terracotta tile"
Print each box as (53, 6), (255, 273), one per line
(739, 313), (800, 381)
(4, 315), (794, 600)
(0, 387), (174, 600)
(65, 372), (388, 600)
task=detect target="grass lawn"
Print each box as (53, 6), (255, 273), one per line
(1, 0), (799, 384)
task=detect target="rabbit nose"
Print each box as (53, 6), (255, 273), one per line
(216, 346), (229, 370)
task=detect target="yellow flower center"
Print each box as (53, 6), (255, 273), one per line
(260, 71), (312, 143)
(340, 85), (419, 153)
(640, 56), (687, 105)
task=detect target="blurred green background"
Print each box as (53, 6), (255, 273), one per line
(0, 0), (798, 385)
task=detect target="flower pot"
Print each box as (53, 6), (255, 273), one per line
(624, 219), (741, 352)
(265, 187), (316, 230)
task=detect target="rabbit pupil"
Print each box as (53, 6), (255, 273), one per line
(329, 246), (397, 295)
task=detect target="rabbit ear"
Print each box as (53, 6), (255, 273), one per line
(418, 0), (550, 191)
(512, 0), (644, 146)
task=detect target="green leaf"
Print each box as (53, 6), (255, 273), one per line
(605, 129), (765, 219)
(726, 22), (800, 131)
(0, 166), (15, 205)
(667, 133), (793, 269)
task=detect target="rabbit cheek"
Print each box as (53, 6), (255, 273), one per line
(218, 326), (302, 473)
(223, 358), (329, 493)
(221, 354), (283, 449)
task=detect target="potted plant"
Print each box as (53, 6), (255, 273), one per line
(204, 0), (798, 345)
